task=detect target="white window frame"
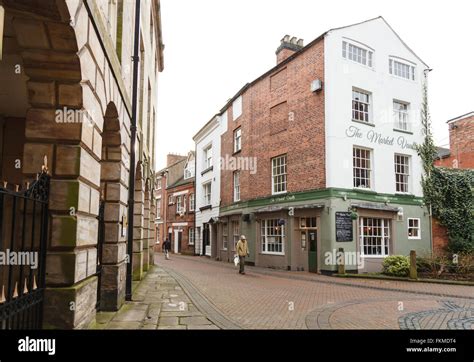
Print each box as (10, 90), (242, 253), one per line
(359, 217), (390, 257)
(353, 146), (372, 189)
(342, 40), (374, 68)
(233, 96), (242, 120)
(189, 193), (195, 211)
(189, 227), (195, 245)
(204, 145), (212, 170)
(168, 195), (173, 205)
(261, 219), (285, 255)
(352, 88), (371, 123)
(234, 127), (242, 153)
(389, 57), (416, 81)
(408, 218), (421, 239)
(156, 178), (162, 190)
(233, 171), (240, 202)
(176, 196), (183, 214)
(393, 100), (410, 131)
(271, 155), (287, 195)
(395, 154), (410, 193)
(184, 163), (194, 179)
(203, 182), (212, 205)
(222, 223), (228, 250)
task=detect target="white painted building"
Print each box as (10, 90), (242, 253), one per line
(193, 114), (228, 256)
(325, 17), (428, 197)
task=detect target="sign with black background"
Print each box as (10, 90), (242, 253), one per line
(335, 212), (353, 242)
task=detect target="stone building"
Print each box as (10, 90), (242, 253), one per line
(199, 17), (432, 273)
(0, 0), (163, 329)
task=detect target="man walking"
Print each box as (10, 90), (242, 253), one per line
(163, 238), (171, 260)
(236, 235), (250, 274)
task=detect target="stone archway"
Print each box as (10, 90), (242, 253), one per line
(143, 179), (151, 272)
(133, 161), (145, 281)
(99, 103), (127, 311)
(1, 0), (133, 328)
(0, 0), (98, 329)
(148, 185), (156, 267)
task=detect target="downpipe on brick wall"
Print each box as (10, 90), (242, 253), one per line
(126, 0), (141, 301)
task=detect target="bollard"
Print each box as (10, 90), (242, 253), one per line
(409, 250), (417, 280)
(338, 248), (345, 274)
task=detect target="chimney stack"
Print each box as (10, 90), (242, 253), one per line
(166, 153), (186, 167)
(276, 35), (304, 64)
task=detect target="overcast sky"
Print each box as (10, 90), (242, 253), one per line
(155, 0), (474, 169)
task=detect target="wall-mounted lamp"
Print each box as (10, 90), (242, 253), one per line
(0, 6), (5, 61)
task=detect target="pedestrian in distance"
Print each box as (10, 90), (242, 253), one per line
(163, 238), (171, 260)
(236, 235), (250, 274)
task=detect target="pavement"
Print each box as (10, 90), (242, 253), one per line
(92, 254), (473, 330)
(92, 266), (219, 330)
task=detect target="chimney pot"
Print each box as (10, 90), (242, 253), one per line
(276, 34), (304, 65)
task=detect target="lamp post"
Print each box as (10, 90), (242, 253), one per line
(126, 0), (141, 301)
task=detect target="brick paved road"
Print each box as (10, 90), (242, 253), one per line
(156, 254), (473, 329)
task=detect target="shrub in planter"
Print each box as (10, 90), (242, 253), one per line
(382, 255), (410, 277)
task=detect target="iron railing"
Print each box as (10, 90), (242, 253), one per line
(0, 170), (50, 329)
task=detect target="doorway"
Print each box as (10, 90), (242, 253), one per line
(203, 223), (210, 256)
(307, 230), (318, 273)
(174, 229), (182, 254)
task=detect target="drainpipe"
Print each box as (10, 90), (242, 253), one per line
(126, 0), (141, 301)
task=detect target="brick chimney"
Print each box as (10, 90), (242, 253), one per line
(166, 153), (186, 167)
(276, 35), (304, 64)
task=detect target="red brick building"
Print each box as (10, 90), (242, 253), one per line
(435, 112), (474, 169)
(154, 154), (187, 252)
(213, 18), (432, 273)
(433, 112), (473, 252)
(164, 152), (196, 255)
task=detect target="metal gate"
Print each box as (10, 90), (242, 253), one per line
(0, 170), (50, 329)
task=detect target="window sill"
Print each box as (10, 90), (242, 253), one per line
(393, 128), (413, 135)
(408, 237), (421, 240)
(201, 166), (213, 176)
(261, 252), (285, 256)
(199, 205), (212, 211)
(272, 191), (288, 196)
(232, 149), (241, 156)
(352, 119), (375, 127)
(360, 255), (389, 258)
